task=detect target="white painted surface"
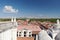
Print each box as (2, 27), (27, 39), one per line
(17, 29), (32, 37)
(0, 29), (11, 40)
(53, 30), (60, 40)
(0, 28), (17, 40)
(38, 30), (52, 40)
(11, 28), (17, 40)
(21, 30), (24, 37)
(26, 30), (32, 37)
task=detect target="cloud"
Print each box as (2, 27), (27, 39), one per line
(3, 5), (18, 13)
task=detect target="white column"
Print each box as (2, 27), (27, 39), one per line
(36, 35), (38, 40)
(26, 31), (29, 37)
(21, 30), (24, 37)
(18, 30), (21, 37)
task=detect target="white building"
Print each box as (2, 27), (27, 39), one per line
(17, 29), (32, 37)
(0, 18), (17, 40)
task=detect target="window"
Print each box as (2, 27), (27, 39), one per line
(17, 30), (32, 37)
(17, 32), (18, 37)
(29, 32), (32, 37)
(19, 32), (21, 34)
(29, 32), (31, 34)
(24, 35), (26, 37)
(19, 32), (21, 37)
(24, 31), (27, 37)
(19, 35), (21, 36)
(17, 31), (22, 37)
(29, 35), (31, 37)
(24, 31), (26, 34)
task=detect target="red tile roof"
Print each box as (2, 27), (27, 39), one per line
(17, 24), (41, 31)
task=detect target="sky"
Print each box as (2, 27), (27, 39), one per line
(0, 0), (60, 18)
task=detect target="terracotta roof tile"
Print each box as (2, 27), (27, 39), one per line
(17, 24), (41, 31)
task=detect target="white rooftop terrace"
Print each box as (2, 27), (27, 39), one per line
(0, 18), (17, 33)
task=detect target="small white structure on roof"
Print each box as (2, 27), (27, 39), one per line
(56, 19), (60, 28)
(17, 29), (32, 37)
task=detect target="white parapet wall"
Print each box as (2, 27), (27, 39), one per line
(0, 28), (17, 40)
(0, 29), (11, 40)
